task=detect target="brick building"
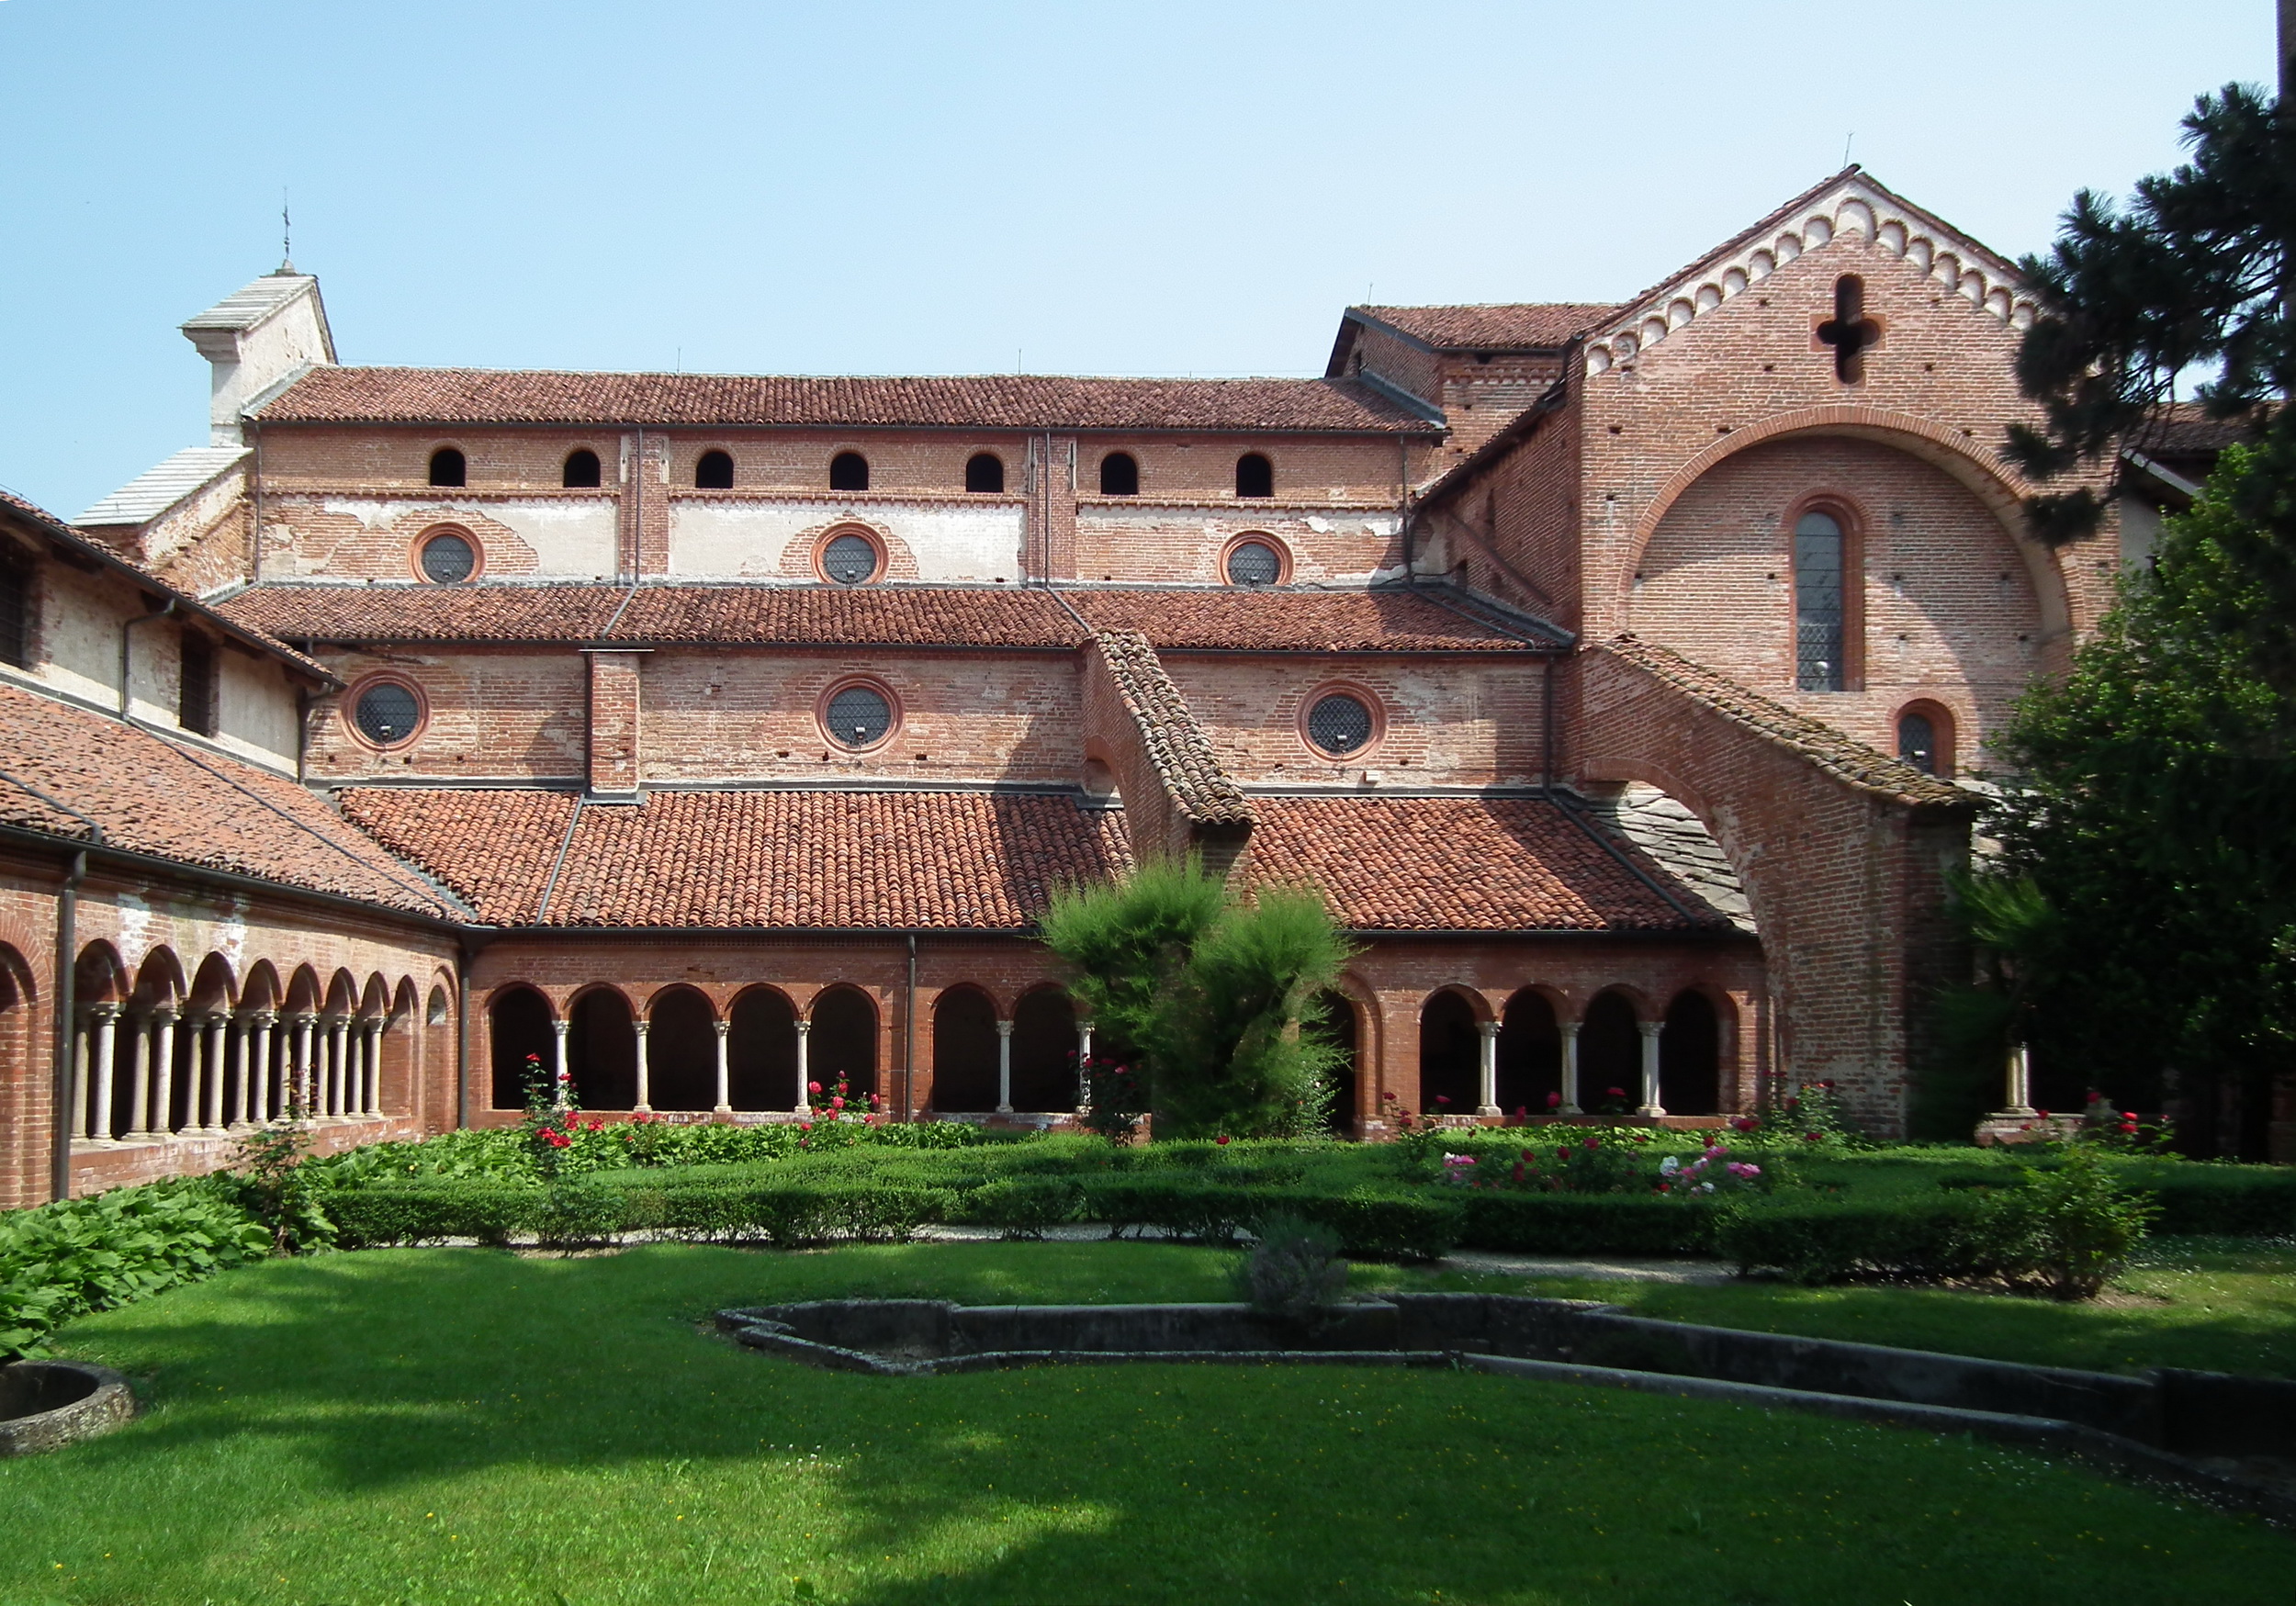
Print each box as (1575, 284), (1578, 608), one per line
(0, 166), (2140, 1205)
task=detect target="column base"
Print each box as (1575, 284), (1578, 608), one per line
(1557, 1104), (1582, 1116)
(1636, 1105), (1667, 1118)
(1476, 1105), (1503, 1118)
(996, 1104), (1014, 1114)
(713, 1105), (734, 1117)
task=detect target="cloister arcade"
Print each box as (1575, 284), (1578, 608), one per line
(1407, 983), (1735, 1120)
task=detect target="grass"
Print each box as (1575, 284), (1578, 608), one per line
(3, 1241), (2290, 1604)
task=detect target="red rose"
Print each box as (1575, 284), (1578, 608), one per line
(1546, 1092), (1563, 1109)
(1215, 1134), (1231, 1146)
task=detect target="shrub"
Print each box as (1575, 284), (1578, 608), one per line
(963, 1176), (1086, 1240)
(1715, 1195), (1992, 1284)
(1978, 1146), (2158, 1299)
(1261, 1189), (1459, 1261)
(1233, 1214), (1346, 1328)
(1459, 1192), (1719, 1257)
(324, 1184), (542, 1248)
(0, 1181), (272, 1359)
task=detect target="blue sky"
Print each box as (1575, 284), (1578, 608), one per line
(0, 0), (2275, 519)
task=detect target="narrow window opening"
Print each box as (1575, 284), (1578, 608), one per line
(1099, 453), (1139, 496)
(1235, 453), (1273, 499)
(1816, 275), (1881, 383)
(562, 449), (602, 489)
(1794, 510), (1846, 691)
(695, 450), (735, 489)
(0, 547), (30, 668)
(428, 447), (466, 488)
(830, 452), (870, 492)
(1898, 711), (1940, 774)
(178, 635), (218, 737)
(964, 453), (1005, 494)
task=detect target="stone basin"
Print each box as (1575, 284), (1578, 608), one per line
(0, 1361), (135, 1455)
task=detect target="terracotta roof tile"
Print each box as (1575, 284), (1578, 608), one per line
(1353, 304), (1618, 350)
(337, 788), (1133, 928)
(1600, 635), (1970, 808)
(218, 583), (631, 644)
(607, 586), (1082, 647)
(1091, 633), (1253, 826)
(250, 368), (1436, 434)
(1242, 794), (1718, 932)
(0, 683), (460, 915)
(1071, 587), (1555, 651)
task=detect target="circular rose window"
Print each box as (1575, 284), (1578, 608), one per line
(419, 531), (476, 583)
(822, 533), (882, 585)
(824, 683), (894, 748)
(353, 681), (422, 747)
(1225, 539), (1280, 586)
(1305, 691), (1374, 757)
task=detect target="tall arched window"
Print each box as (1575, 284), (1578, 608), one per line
(695, 450), (735, 489)
(830, 452), (870, 492)
(964, 453), (1005, 493)
(1099, 452), (1139, 496)
(428, 447), (466, 488)
(1794, 510), (1846, 691)
(1896, 704), (1952, 776)
(562, 449), (602, 489)
(1235, 453), (1273, 499)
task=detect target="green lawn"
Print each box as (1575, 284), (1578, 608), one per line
(4, 1241), (2290, 1605)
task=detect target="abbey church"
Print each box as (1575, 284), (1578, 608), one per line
(1, 167), (2170, 1207)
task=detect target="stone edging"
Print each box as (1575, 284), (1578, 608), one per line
(0, 1361), (136, 1456)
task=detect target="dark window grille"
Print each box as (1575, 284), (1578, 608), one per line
(695, 450), (735, 489)
(825, 685), (893, 748)
(1099, 453), (1139, 496)
(1225, 540), (1280, 586)
(1794, 511), (1845, 691)
(1898, 712), (1938, 774)
(563, 449), (602, 489)
(355, 682), (422, 746)
(822, 533), (881, 585)
(178, 636), (218, 736)
(1235, 453), (1274, 499)
(830, 452), (870, 492)
(420, 533), (477, 583)
(964, 454), (1004, 493)
(428, 448), (466, 488)
(0, 550), (29, 668)
(1307, 692), (1373, 756)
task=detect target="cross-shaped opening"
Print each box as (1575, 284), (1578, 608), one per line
(1816, 275), (1880, 382)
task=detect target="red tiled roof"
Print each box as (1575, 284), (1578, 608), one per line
(0, 683), (460, 915)
(1072, 587), (1554, 651)
(1242, 794), (1717, 932)
(1352, 304), (1618, 350)
(218, 584), (632, 644)
(250, 368), (1436, 434)
(607, 587), (1082, 647)
(1091, 633), (1253, 826)
(337, 787), (1133, 928)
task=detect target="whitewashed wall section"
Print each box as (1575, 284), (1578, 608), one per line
(671, 500), (1024, 581)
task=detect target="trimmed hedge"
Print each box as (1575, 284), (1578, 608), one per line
(1714, 1195), (1992, 1284)
(2118, 1165), (2296, 1237)
(1075, 1176), (1460, 1260)
(1456, 1192), (1718, 1257)
(324, 1180), (955, 1250)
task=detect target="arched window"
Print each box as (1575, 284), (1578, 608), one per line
(929, 986), (999, 1111)
(428, 447), (466, 488)
(830, 452), (870, 492)
(1417, 990), (1479, 1116)
(562, 449), (602, 489)
(1898, 710), (1941, 774)
(695, 450), (735, 489)
(0, 545), (31, 668)
(1099, 453), (1140, 496)
(964, 453), (1005, 494)
(1235, 453), (1273, 499)
(1794, 510), (1846, 691)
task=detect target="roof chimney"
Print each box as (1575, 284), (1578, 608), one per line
(180, 273), (337, 445)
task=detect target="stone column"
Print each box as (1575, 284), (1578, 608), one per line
(88, 1005), (121, 1144)
(1075, 1024), (1094, 1112)
(126, 1009), (154, 1140)
(632, 1019), (652, 1112)
(1558, 1021), (1581, 1115)
(793, 1020), (812, 1114)
(996, 1019), (1015, 1114)
(71, 1009), (92, 1140)
(250, 1012), (276, 1123)
(180, 1012), (208, 1136)
(551, 1017), (570, 1109)
(152, 1007), (178, 1135)
(201, 1013), (229, 1132)
(714, 1019), (731, 1115)
(291, 1013), (316, 1115)
(1476, 1019), (1502, 1118)
(1636, 1019), (1666, 1118)
(2002, 1042), (2035, 1117)
(328, 1016), (351, 1118)
(230, 1015), (253, 1128)
(365, 1019), (386, 1116)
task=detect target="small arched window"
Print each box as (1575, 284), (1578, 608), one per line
(562, 449), (602, 489)
(428, 447), (466, 488)
(1235, 453), (1273, 499)
(1897, 711), (1938, 774)
(830, 452), (870, 492)
(695, 450), (735, 489)
(965, 453), (1005, 493)
(1099, 453), (1140, 496)
(1794, 510), (1846, 691)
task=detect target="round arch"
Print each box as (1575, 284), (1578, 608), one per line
(729, 985), (799, 1112)
(565, 985), (637, 1109)
(1579, 990), (1645, 1110)
(1009, 985), (1078, 1113)
(1659, 986), (1732, 1117)
(929, 984), (999, 1112)
(1496, 987), (1564, 1117)
(644, 985), (718, 1112)
(808, 985), (878, 1105)
(1308, 989), (1360, 1133)
(1417, 987), (1484, 1116)
(487, 983), (556, 1110)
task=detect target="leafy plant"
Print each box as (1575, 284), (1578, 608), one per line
(1979, 1145), (2159, 1300)
(226, 1105), (332, 1253)
(0, 1182), (271, 1360)
(1232, 1212), (1347, 1330)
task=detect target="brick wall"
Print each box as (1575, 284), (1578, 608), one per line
(309, 649), (589, 782)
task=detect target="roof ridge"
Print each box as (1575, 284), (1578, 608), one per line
(1090, 631), (1255, 826)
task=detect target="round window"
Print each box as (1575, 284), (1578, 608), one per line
(822, 533), (882, 585)
(353, 681), (422, 747)
(419, 531), (476, 583)
(1306, 692), (1374, 757)
(1225, 540), (1280, 586)
(824, 684), (894, 748)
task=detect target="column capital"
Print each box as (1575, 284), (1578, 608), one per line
(632, 1018), (651, 1036)
(246, 1008), (276, 1027)
(1558, 1019), (1581, 1038)
(794, 1019), (811, 1037)
(713, 1019), (730, 1039)
(1637, 1019), (1664, 1039)
(1477, 1019), (1501, 1039)
(84, 1000), (124, 1021)
(996, 1020), (1015, 1038)
(552, 1017), (570, 1036)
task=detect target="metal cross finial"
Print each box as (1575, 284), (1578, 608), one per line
(277, 189), (296, 275)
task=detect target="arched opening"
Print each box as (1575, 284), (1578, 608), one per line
(1235, 453), (1273, 499)
(1417, 990), (1480, 1116)
(0, 947), (32, 1171)
(1310, 990), (1358, 1133)
(1895, 700), (1954, 777)
(929, 986), (998, 1111)
(646, 989), (718, 1111)
(428, 447), (466, 488)
(424, 983), (452, 1131)
(729, 987), (798, 1112)
(964, 454), (1005, 494)
(1010, 986), (1078, 1112)
(1497, 991), (1561, 1117)
(829, 452), (870, 492)
(1580, 992), (1642, 1108)
(489, 986), (555, 1110)
(694, 450), (735, 490)
(568, 989), (637, 1109)
(1793, 510), (1846, 691)
(1099, 452), (1139, 496)
(809, 986), (877, 1103)
(1660, 990), (1722, 1116)
(382, 978), (420, 1119)
(563, 449), (602, 489)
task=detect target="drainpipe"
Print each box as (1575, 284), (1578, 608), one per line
(119, 597), (176, 721)
(51, 848), (87, 1201)
(905, 932), (918, 1122)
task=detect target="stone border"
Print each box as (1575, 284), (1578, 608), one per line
(0, 1362), (136, 1456)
